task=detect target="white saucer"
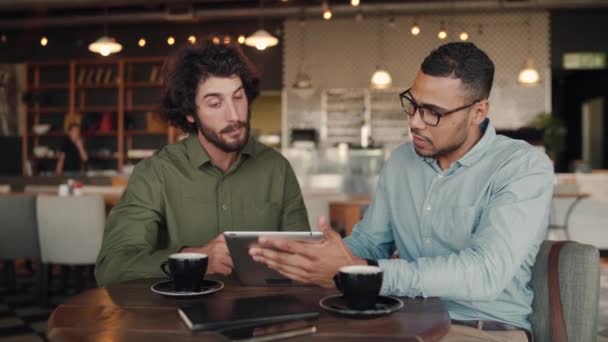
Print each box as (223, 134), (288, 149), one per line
(150, 279), (224, 297)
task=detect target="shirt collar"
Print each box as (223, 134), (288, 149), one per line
(412, 118), (495, 169)
(457, 118), (495, 167)
(185, 134), (259, 169)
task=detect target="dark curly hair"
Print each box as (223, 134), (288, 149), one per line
(159, 38), (260, 134)
(421, 42), (494, 102)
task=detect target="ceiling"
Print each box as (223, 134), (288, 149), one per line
(0, 0), (607, 29)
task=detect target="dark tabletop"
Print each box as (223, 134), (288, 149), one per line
(48, 277), (450, 342)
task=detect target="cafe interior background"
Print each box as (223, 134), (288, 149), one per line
(0, 0), (608, 340)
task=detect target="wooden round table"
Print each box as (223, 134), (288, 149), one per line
(48, 278), (451, 341)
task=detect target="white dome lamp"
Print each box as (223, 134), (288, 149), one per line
(518, 19), (541, 86)
(89, 36), (122, 57)
(518, 58), (541, 85)
(370, 16), (392, 89)
(245, 0), (279, 51)
(292, 17), (315, 98)
(371, 68), (392, 89)
(88, 8), (122, 57)
(245, 29), (278, 51)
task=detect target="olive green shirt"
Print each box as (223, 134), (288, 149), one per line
(96, 135), (310, 286)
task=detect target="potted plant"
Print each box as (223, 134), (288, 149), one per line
(530, 112), (567, 162)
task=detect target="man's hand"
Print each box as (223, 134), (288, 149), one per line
(182, 234), (233, 275)
(249, 216), (366, 288)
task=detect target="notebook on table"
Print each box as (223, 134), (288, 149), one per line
(177, 294), (320, 332)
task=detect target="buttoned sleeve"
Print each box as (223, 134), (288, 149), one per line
(95, 160), (180, 286)
(376, 150), (554, 300)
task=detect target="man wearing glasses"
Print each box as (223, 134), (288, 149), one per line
(251, 42), (553, 341)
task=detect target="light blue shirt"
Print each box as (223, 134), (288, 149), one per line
(344, 119), (554, 330)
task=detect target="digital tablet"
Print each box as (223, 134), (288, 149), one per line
(224, 231), (324, 286)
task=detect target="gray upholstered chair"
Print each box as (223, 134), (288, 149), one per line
(36, 194), (106, 305)
(0, 194), (40, 292)
(530, 240), (600, 342)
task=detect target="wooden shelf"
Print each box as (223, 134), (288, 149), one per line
(124, 130), (166, 136)
(85, 131), (118, 136)
(125, 82), (163, 88)
(90, 155), (119, 160)
(78, 106), (118, 112)
(76, 83), (119, 89)
(28, 83), (70, 90)
(125, 105), (158, 112)
(31, 156), (58, 160)
(31, 131), (65, 137)
(29, 107), (69, 113)
(24, 57), (174, 176)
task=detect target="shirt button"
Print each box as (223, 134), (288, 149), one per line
(438, 174), (444, 178)
(221, 204), (228, 211)
(426, 206), (432, 211)
(424, 238), (432, 244)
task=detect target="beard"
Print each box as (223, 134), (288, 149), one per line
(195, 115), (250, 153)
(411, 121), (468, 160)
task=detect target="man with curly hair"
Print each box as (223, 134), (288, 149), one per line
(96, 39), (310, 286)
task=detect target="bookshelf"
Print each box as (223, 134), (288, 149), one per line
(23, 57), (178, 175)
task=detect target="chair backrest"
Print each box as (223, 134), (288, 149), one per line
(0, 194), (39, 259)
(24, 184), (58, 194)
(530, 240), (600, 342)
(36, 194), (106, 265)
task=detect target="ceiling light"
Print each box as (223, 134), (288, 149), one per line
(223, 35), (232, 44)
(89, 36), (122, 56)
(246, 0), (279, 51)
(88, 9), (122, 57)
(293, 17), (314, 98)
(167, 36), (175, 45)
(411, 23), (420, 36)
(212, 36), (221, 44)
(438, 24), (447, 40)
(188, 35), (196, 44)
(371, 68), (392, 89)
(138, 38), (146, 47)
(518, 19), (540, 86)
(237, 35), (246, 44)
(40, 36), (48, 46)
(322, 1), (332, 20)
(370, 17), (392, 89)
(518, 58), (541, 85)
(351, 0), (360, 6)
(245, 30), (278, 50)
(1, 33), (6, 43)
(459, 32), (469, 41)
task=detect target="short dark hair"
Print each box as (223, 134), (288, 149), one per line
(421, 42), (494, 101)
(160, 38), (260, 134)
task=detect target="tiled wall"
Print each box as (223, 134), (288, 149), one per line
(282, 12), (550, 147)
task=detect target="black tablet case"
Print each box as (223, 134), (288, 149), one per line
(177, 294), (320, 331)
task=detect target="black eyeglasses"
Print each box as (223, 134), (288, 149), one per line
(399, 88), (481, 127)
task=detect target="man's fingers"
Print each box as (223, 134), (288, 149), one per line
(210, 262), (232, 275)
(262, 257), (311, 282)
(317, 215), (342, 242)
(256, 238), (318, 260)
(251, 247), (314, 271)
